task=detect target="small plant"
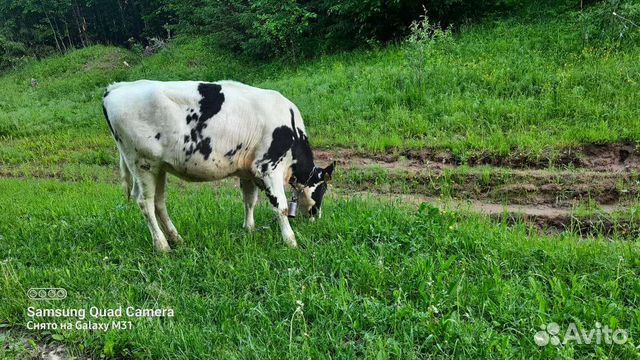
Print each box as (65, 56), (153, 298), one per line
(404, 8), (453, 89)
(143, 37), (167, 56)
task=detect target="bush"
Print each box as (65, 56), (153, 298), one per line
(404, 11), (454, 89)
(579, 0), (640, 48)
(0, 34), (29, 71)
(170, 0), (518, 61)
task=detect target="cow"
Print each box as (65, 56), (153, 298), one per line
(102, 80), (335, 252)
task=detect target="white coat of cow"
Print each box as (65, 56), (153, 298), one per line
(102, 80), (334, 251)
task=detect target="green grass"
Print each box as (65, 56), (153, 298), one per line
(1, 3), (640, 359)
(1, 178), (639, 359)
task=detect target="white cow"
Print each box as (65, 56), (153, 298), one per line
(102, 80), (335, 252)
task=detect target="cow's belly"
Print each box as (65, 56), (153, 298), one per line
(161, 157), (232, 182)
(161, 149), (256, 182)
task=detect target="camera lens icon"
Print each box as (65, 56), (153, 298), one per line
(27, 288), (67, 300)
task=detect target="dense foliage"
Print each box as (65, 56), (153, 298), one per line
(0, 0), (171, 69)
(1, 0), (639, 69)
(0, 0), (537, 70)
(167, 0), (521, 60)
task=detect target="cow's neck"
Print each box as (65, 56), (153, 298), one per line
(289, 108), (317, 185)
(291, 133), (316, 185)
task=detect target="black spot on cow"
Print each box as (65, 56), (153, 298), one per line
(187, 113), (198, 124)
(198, 83), (225, 121)
(224, 143), (243, 158)
(288, 109), (319, 185)
(183, 83), (225, 161)
(101, 104), (121, 143)
(265, 189), (279, 208)
(195, 137), (212, 160)
(140, 163), (151, 171)
(259, 126), (295, 173)
(254, 179), (266, 190)
(155, 132), (161, 140)
(186, 143), (194, 156)
(103, 90), (110, 98)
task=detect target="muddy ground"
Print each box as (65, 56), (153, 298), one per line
(317, 143), (640, 239)
(317, 142), (640, 171)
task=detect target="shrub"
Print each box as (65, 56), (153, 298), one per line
(404, 10), (454, 89)
(579, 0), (640, 48)
(0, 34), (29, 71)
(170, 0), (518, 61)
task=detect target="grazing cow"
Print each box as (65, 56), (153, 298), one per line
(102, 80), (335, 252)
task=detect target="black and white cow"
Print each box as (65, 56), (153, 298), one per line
(102, 80), (335, 252)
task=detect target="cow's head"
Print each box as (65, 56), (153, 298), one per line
(294, 162), (336, 219)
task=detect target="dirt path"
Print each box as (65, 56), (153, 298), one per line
(316, 142), (640, 171)
(320, 143), (639, 238)
(344, 191), (637, 237)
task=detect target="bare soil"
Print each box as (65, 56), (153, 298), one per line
(320, 143), (640, 238)
(316, 142), (640, 171)
(345, 191), (639, 239)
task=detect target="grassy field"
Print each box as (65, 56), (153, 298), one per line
(1, 2), (640, 359)
(1, 178), (639, 359)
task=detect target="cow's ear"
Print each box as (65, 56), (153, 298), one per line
(322, 161), (336, 181)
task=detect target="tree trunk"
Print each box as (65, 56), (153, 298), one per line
(63, 19), (74, 49)
(41, 5), (62, 52)
(51, 14), (67, 51)
(72, 2), (86, 47)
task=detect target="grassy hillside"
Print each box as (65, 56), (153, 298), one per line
(0, 4), (638, 170)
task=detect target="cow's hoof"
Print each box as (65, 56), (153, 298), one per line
(169, 234), (184, 247)
(284, 237), (298, 248)
(154, 242), (172, 253)
(243, 223), (255, 232)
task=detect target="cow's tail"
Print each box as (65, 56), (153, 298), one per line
(103, 86), (134, 201)
(119, 153), (134, 201)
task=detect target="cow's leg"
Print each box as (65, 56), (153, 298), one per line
(240, 178), (259, 231)
(262, 175), (297, 248)
(131, 179), (140, 200)
(119, 154), (133, 200)
(154, 171), (184, 247)
(133, 169), (171, 252)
